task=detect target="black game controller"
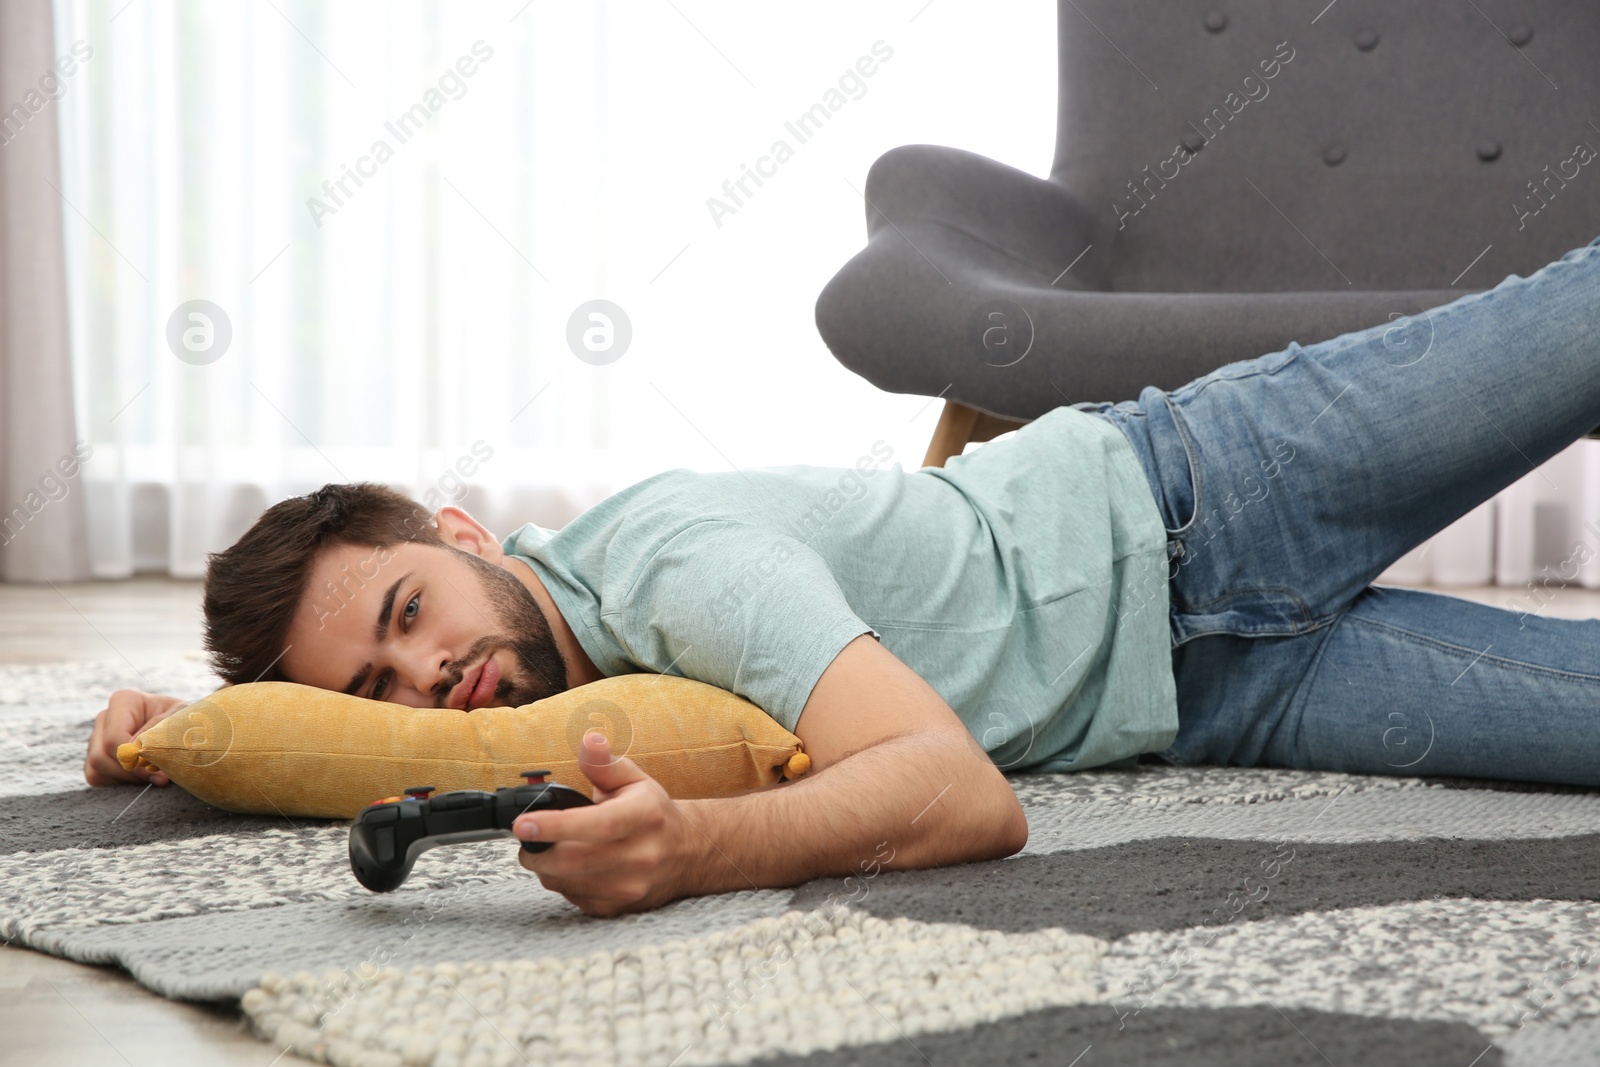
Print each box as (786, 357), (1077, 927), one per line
(348, 771), (592, 892)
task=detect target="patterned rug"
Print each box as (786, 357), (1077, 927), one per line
(4, 655), (1600, 1066)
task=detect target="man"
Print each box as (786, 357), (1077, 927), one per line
(85, 234), (1600, 915)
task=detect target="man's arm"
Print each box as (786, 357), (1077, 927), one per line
(681, 633), (1028, 888)
(515, 635), (1028, 915)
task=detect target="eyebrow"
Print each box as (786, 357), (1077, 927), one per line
(340, 662), (371, 697)
(341, 571), (412, 697)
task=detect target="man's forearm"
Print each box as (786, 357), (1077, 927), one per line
(675, 729), (1028, 897)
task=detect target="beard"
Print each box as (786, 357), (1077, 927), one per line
(441, 550), (571, 708)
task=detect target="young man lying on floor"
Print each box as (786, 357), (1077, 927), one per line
(85, 234), (1600, 917)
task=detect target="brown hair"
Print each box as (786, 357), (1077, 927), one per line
(203, 482), (443, 686)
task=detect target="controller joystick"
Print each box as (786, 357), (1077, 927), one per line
(348, 770), (592, 893)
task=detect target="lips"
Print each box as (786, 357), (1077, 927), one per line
(447, 654), (503, 711)
(468, 655), (500, 710)
(447, 665), (478, 711)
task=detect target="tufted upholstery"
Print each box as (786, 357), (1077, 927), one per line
(815, 1), (1600, 426)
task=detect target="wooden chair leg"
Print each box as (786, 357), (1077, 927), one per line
(922, 400), (981, 468)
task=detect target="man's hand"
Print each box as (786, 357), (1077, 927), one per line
(513, 730), (702, 917)
(513, 636), (1028, 917)
(83, 689), (188, 787)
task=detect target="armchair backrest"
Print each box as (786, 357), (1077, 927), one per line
(1051, 1), (1600, 292)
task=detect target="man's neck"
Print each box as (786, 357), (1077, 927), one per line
(505, 555), (605, 689)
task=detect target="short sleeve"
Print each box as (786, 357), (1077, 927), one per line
(603, 519), (876, 732)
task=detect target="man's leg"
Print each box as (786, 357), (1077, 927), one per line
(1084, 233), (1600, 638)
(1076, 233), (1600, 783)
(1165, 584), (1600, 786)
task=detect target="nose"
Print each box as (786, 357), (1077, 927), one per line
(387, 652), (458, 708)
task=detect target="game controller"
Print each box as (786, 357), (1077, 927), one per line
(348, 770), (592, 893)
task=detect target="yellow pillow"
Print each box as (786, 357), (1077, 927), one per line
(118, 675), (811, 819)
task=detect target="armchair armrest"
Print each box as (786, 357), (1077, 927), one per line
(861, 144), (1106, 289)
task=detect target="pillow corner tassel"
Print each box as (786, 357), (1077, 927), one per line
(784, 750), (811, 778)
(116, 740), (153, 773)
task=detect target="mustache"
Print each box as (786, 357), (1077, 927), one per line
(434, 639), (499, 705)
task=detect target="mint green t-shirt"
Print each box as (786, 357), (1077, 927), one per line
(500, 406), (1177, 773)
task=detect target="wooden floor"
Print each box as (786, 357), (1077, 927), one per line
(0, 945), (312, 1066)
(0, 576), (207, 666)
(1, 576), (310, 1065)
(5, 574), (1600, 1064)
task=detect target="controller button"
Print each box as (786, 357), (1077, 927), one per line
(374, 826), (396, 864)
(365, 806), (401, 825)
(404, 786), (435, 798)
(520, 770), (551, 783)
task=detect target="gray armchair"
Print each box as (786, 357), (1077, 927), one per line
(815, 1), (1600, 466)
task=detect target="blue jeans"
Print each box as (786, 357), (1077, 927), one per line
(1077, 234), (1600, 786)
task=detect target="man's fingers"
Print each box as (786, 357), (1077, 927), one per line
(577, 731), (650, 798)
(83, 692), (179, 788)
(83, 745), (166, 787)
(84, 759), (137, 787)
(515, 846), (640, 916)
(84, 709), (131, 786)
(518, 806), (630, 844)
(84, 708), (111, 784)
(513, 794), (648, 847)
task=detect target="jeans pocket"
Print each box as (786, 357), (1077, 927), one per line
(1157, 393), (1205, 542)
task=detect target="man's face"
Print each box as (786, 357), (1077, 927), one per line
(280, 540), (568, 710)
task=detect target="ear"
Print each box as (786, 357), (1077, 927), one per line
(433, 506), (505, 562)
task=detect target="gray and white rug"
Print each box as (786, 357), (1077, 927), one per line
(4, 655), (1600, 1066)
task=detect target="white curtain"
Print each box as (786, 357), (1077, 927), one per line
(48, 0), (1590, 586)
(49, 0), (1058, 577)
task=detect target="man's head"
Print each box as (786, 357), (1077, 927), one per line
(203, 482), (569, 709)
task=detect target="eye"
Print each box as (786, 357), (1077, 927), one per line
(402, 593), (420, 628)
(371, 672), (391, 701)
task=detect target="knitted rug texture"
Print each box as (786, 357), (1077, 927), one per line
(4, 655), (1600, 1067)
